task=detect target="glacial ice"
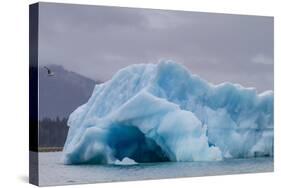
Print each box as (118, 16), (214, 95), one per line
(62, 60), (273, 165)
(115, 157), (138, 165)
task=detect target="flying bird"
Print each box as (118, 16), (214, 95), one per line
(44, 66), (55, 76)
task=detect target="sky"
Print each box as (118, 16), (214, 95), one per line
(38, 2), (274, 92)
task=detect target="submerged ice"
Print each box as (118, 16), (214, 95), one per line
(63, 61), (273, 165)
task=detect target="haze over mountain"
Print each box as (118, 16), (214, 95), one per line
(39, 64), (97, 120)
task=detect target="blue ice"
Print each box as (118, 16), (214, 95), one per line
(63, 61), (273, 164)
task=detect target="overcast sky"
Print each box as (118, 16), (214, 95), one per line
(38, 2), (273, 92)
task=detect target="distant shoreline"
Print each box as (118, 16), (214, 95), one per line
(38, 147), (63, 152)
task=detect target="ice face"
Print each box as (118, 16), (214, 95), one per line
(62, 61), (273, 164)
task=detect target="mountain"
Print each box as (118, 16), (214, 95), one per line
(39, 65), (97, 120)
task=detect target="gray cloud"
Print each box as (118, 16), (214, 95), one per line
(38, 2), (274, 92)
(251, 54), (273, 65)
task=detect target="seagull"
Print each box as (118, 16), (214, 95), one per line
(44, 66), (55, 76)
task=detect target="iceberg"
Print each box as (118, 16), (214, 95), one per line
(62, 60), (273, 165)
(115, 157), (138, 165)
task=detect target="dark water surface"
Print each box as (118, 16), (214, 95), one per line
(38, 152), (273, 186)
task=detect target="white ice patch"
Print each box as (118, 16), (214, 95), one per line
(115, 157), (138, 165)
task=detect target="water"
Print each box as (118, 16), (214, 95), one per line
(37, 152), (273, 186)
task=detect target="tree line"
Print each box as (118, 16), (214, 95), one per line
(39, 117), (69, 147)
